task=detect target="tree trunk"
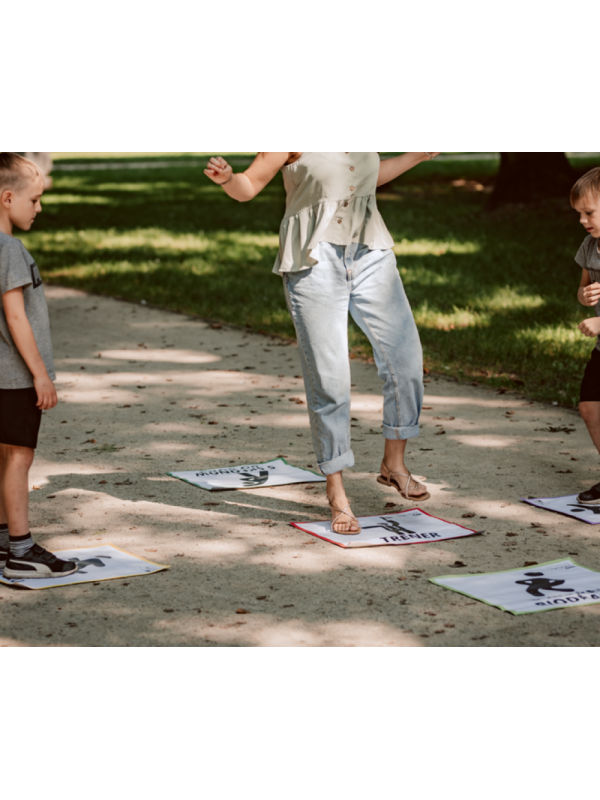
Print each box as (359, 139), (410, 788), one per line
(488, 152), (574, 209)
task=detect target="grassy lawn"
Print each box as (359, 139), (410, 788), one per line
(21, 154), (600, 408)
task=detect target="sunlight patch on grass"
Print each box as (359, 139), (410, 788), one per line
(27, 228), (279, 260)
(42, 194), (113, 206)
(513, 323), (592, 357)
(479, 286), (546, 312)
(415, 304), (485, 331)
(93, 181), (192, 193)
(23, 156), (600, 408)
(393, 239), (480, 256)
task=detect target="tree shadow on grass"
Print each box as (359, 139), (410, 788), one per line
(25, 164), (595, 406)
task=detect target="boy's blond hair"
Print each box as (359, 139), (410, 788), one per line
(0, 153), (43, 193)
(570, 167), (600, 207)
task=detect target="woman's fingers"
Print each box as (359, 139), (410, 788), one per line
(205, 165), (233, 185)
(205, 157), (232, 184)
(207, 157), (229, 171)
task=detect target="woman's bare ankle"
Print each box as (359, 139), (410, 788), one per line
(326, 472), (359, 532)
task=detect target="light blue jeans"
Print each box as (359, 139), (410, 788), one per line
(282, 242), (423, 475)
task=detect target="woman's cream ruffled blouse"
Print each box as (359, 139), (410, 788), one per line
(273, 152), (395, 274)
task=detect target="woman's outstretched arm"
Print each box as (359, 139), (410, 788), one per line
(204, 152), (292, 201)
(377, 152), (441, 186)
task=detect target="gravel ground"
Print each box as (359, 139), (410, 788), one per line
(2, 286), (599, 647)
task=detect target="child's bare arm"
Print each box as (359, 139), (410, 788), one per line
(2, 288), (57, 410)
(578, 268), (600, 306)
(204, 153), (291, 202)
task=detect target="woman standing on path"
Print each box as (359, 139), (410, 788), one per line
(205, 152), (439, 534)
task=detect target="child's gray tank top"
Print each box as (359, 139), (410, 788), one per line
(273, 152), (395, 275)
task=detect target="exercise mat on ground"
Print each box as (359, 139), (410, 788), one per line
(522, 494), (600, 524)
(0, 544), (169, 590)
(169, 458), (326, 491)
(431, 558), (600, 615)
(291, 509), (480, 549)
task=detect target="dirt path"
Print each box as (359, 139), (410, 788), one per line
(2, 286), (599, 647)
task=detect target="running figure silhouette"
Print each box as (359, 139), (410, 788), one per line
(361, 518), (417, 536)
(238, 470), (270, 487)
(568, 504), (600, 515)
(515, 572), (574, 597)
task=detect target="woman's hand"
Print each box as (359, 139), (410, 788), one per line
(424, 152), (441, 160)
(580, 282), (600, 307)
(204, 153), (291, 201)
(204, 156), (233, 185)
(579, 317), (600, 338)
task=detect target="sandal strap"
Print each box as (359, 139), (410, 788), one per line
(331, 506), (360, 527)
(381, 463), (426, 498)
(328, 497), (360, 528)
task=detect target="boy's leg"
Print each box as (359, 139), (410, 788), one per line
(579, 402), (600, 454)
(0, 444), (34, 538)
(0, 447), (77, 579)
(577, 348), (600, 503)
(0, 444), (34, 570)
(577, 401), (600, 503)
(0, 446), (9, 565)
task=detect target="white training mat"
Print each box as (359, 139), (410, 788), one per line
(522, 495), (600, 524)
(0, 544), (169, 591)
(431, 559), (600, 615)
(291, 509), (480, 549)
(169, 458), (325, 492)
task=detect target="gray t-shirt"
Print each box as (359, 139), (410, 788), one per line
(0, 232), (55, 389)
(576, 234), (600, 352)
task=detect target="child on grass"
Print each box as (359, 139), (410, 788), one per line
(0, 153), (76, 577)
(572, 167), (600, 505)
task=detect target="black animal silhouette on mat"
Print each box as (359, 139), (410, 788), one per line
(238, 470), (270, 487)
(69, 556), (112, 574)
(515, 572), (574, 597)
(568, 504), (600, 516)
(362, 518), (417, 535)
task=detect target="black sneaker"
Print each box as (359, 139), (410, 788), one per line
(0, 548), (7, 571)
(4, 544), (78, 579)
(577, 482), (600, 505)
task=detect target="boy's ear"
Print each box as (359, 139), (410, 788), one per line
(0, 189), (13, 209)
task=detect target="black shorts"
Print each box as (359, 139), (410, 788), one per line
(0, 387), (42, 448)
(580, 348), (600, 403)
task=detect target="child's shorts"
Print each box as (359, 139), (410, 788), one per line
(0, 388), (42, 448)
(580, 348), (600, 402)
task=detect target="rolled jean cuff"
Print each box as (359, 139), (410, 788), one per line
(318, 449), (355, 476)
(383, 422), (420, 441)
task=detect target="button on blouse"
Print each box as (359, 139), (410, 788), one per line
(273, 152), (395, 274)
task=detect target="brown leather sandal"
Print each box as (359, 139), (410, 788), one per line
(377, 462), (430, 501)
(327, 497), (361, 535)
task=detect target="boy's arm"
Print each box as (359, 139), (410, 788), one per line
(578, 268), (600, 306)
(2, 288), (57, 410)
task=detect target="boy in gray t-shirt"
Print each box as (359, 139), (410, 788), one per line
(0, 153), (76, 578)
(571, 167), (600, 504)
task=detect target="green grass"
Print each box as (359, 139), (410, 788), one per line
(20, 154), (600, 408)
